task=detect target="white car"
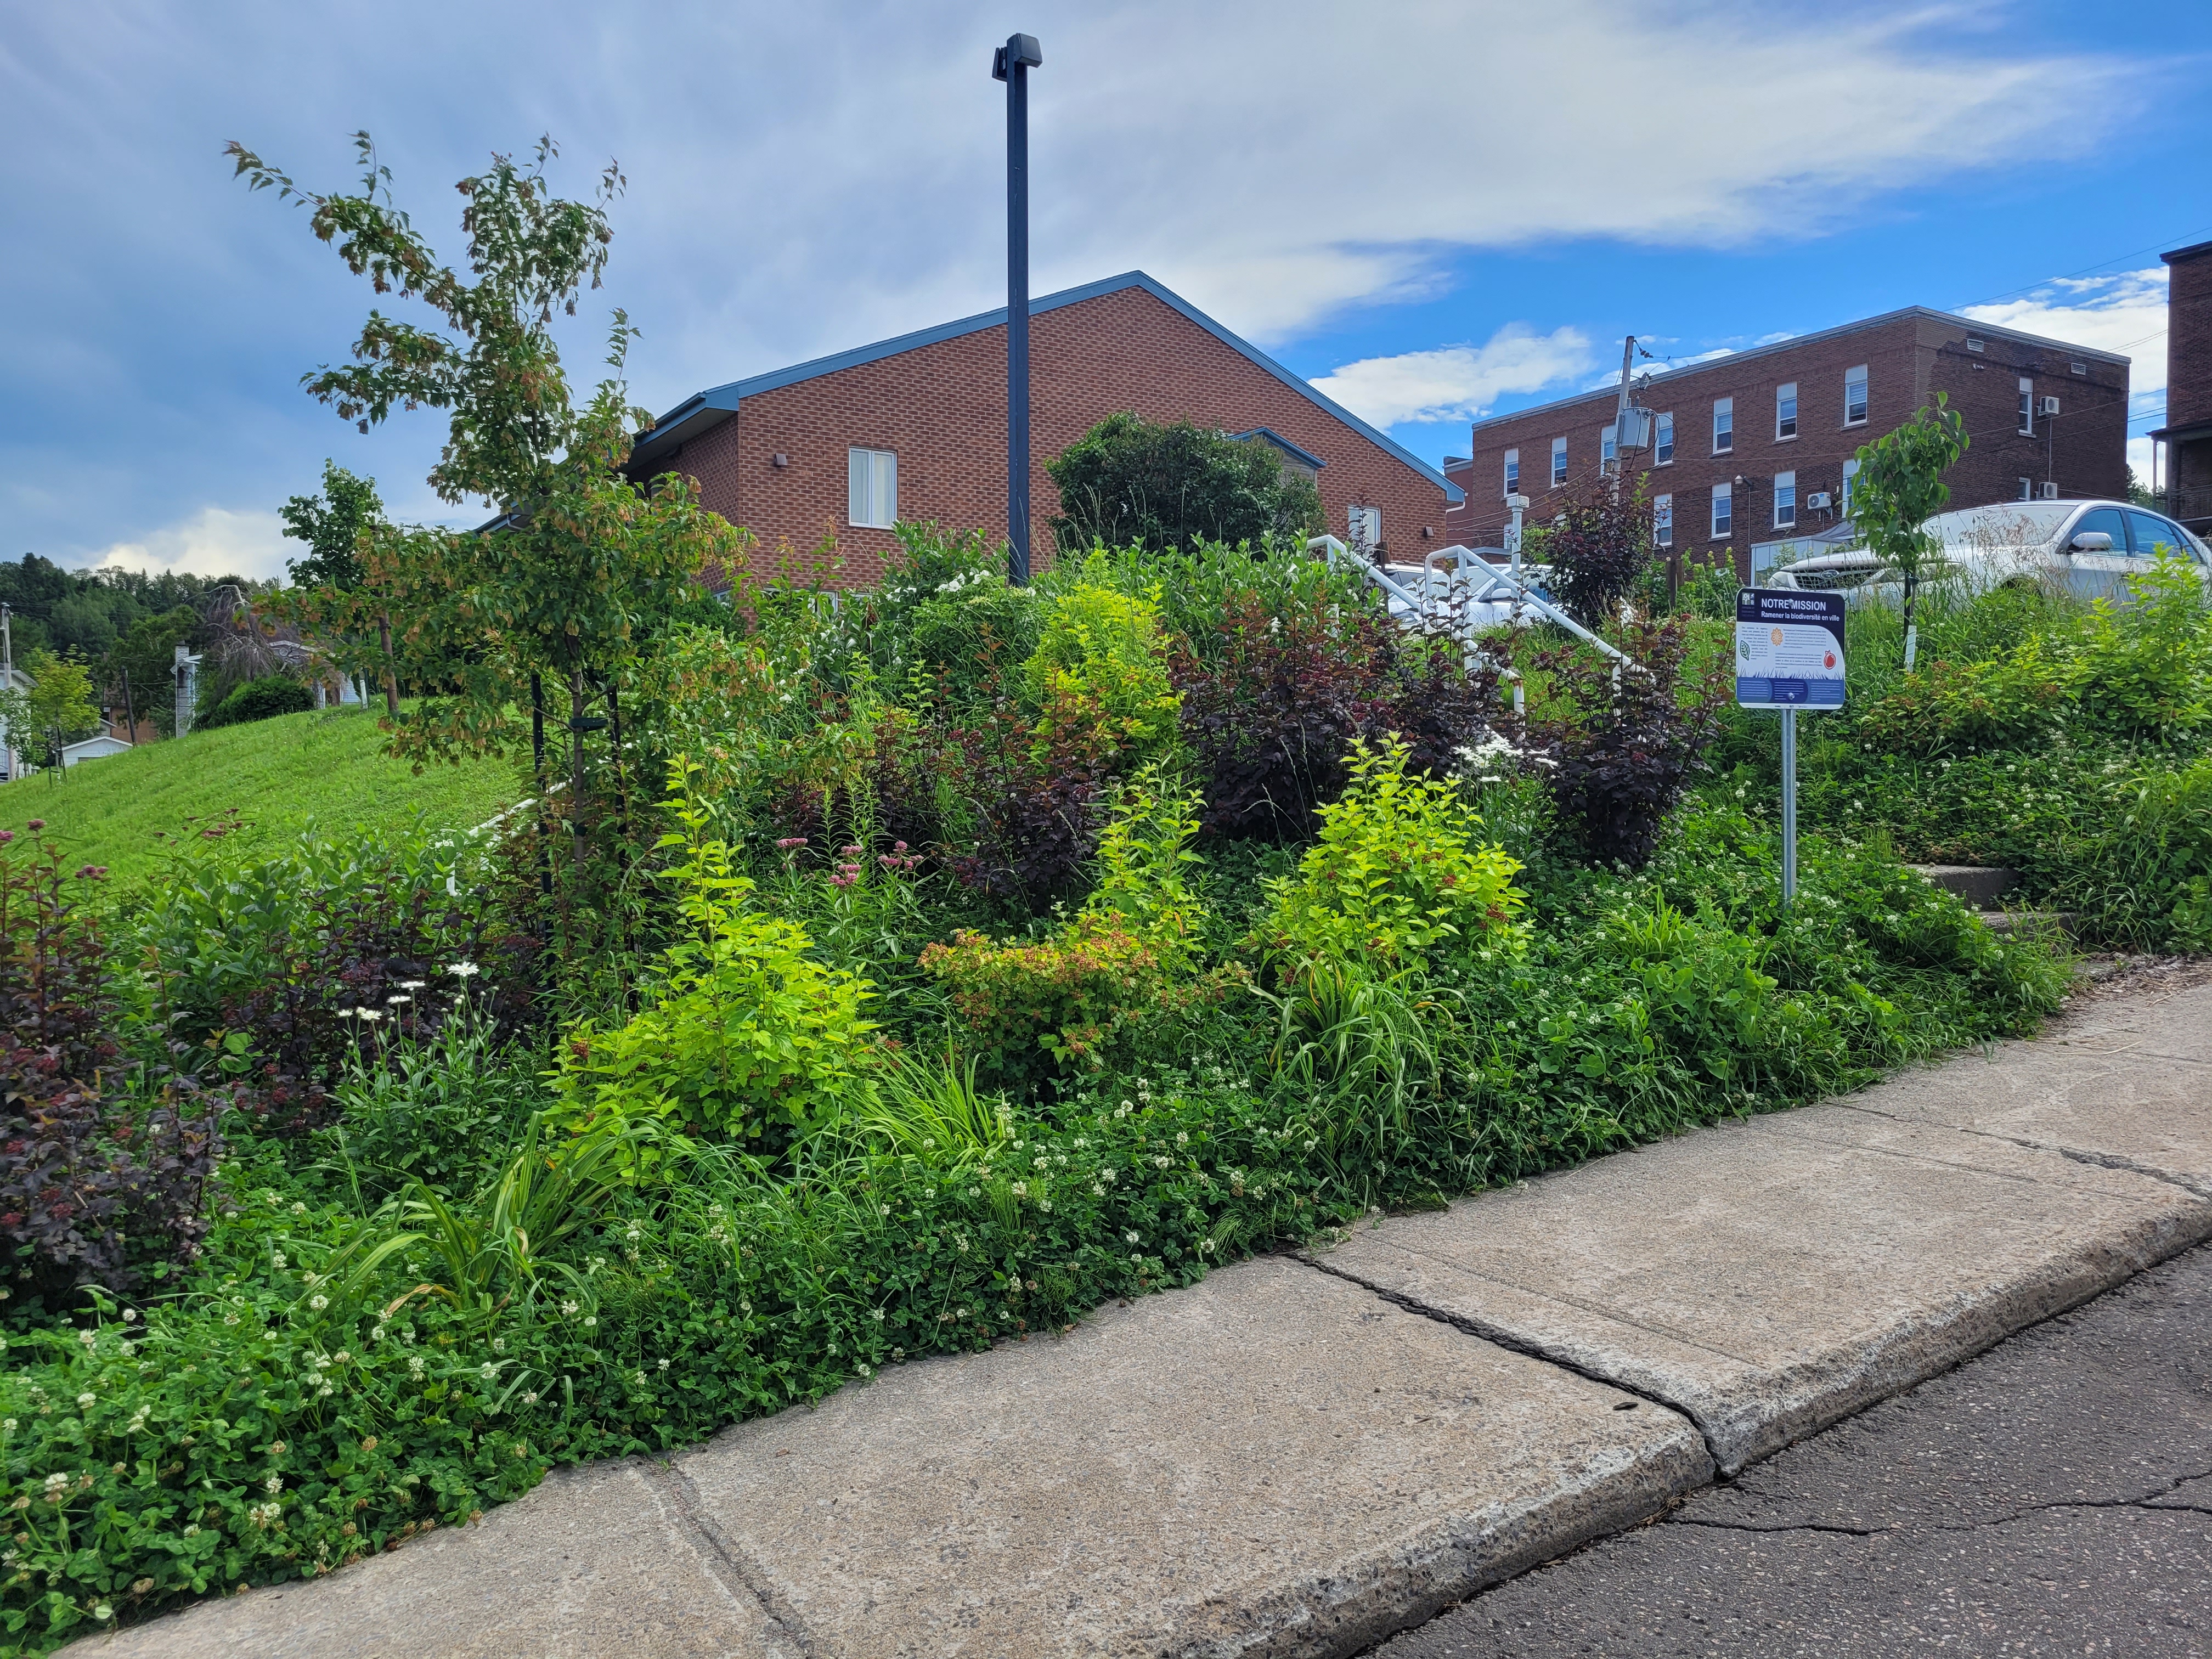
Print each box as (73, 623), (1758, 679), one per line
(1764, 499), (2211, 602)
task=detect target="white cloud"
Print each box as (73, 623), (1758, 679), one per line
(92, 507), (293, 582)
(1312, 325), (1596, 426)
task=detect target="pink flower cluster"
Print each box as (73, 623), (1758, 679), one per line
(878, 839), (920, 874)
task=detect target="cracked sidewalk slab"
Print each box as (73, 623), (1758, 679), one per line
(1310, 980), (2212, 1476)
(70, 1457), (797, 1658)
(668, 1257), (1710, 1658)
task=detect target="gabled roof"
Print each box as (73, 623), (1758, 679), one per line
(630, 270), (1462, 504)
(1227, 427), (1327, 471)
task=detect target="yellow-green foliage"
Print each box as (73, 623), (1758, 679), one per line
(1264, 738), (1524, 967)
(1080, 764), (1205, 963)
(558, 770), (874, 1152)
(1023, 577), (1181, 764)
(2074, 552), (2212, 736)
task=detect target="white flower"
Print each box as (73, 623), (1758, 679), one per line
(1010, 1182), (1028, 1198)
(42, 1473), (67, 1498)
(224, 1312), (240, 1327)
(1175, 1132), (1187, 1146)
(408, 1356), (426, 1379)
(0, 1419), (12, 1432)
(356, 1008), (383, 1024)
(856, 1363), (871, 1378)
(879, 1203), (891, 1215)
(625, 1228), (641, 1243)
(76, 1393), (94, 1410)
(560, 1301), (579, 1318)
(1154, 1156), (1170, 1169)
(386, 994), (411, 1007)
(398, 980), (426, 991)
(583, 1316), (598, 1329)
(334, 1351), (351, 1364)
(76, 1330), (95, 1348)
(264, 1474), (283, 1496)
(270, 1252), (287, 1269)
(1124, 1231), (1142, 1245)
(1091, 1184), (1105, 1197)
(308, 1295), (329, 1312)
(657, 1357), (670, 1370)
(479, 1363), (498, 1381)
(370, 1325), (385, 1341)
(121, 1308), (138, 1323)
(522, 1392), (539, 1406)
(182, 1523), (201, 1537)
(446, 962), (481, 978)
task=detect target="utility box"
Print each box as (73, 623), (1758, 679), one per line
(1614, 405), (1655, 453)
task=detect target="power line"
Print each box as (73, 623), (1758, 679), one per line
(1950, 222), (2212, 314)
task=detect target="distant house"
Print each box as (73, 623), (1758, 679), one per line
(627, 270), (1464, 588)
(2149, 239), (2212, 535)
(61, 732), (131, 769)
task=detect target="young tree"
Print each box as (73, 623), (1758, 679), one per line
(1849, 394), (1968, 668)
(280, 460), (383, 592)
(1541, 476), (1657, 628)
(1046, 413), (1325, 555)
(0, 651), (102, 779)
(229, 133), (743, 867)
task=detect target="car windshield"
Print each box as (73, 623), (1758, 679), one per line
(1923, 503), (2073, 550)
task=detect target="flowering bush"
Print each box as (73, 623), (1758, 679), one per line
(1022, 578), (1182, 768)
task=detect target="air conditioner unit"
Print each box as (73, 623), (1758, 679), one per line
(2040, 482), (2059, 500)
(1807, 492), (1832, 510)
(2040, 397), (2061, 416)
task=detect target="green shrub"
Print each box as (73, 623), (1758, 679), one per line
(201, 676), (314, 730)
(1853, 636), (2074, 755)
(557, 788), (874, 1152)
(2074, 552), (2212, 736)
(1262, 738), (1523, 969)
(1022, 577), (1181, 766)
(901, 580), (1042, 701)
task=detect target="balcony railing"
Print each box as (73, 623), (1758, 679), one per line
(2169, 484), (2212, 526)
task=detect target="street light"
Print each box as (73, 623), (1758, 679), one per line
(992, 31), (1043, 584)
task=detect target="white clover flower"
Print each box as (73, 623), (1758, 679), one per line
(1040, 1198), (1053, 1212)
(1124, 1231), (1142, 1245)
(407, 1356), (426, 1379)
(1091, 1184), (1105, 1197)
(1011, 1181), (1028, 1198)
(0, 1419), (12, 1432)
(121, 1308), (138, 1323)
(560, 1301), (579, 1318)
(224, 1312), (240, 1327)
(42, 1474), (67, 1498)
(264, 1474), (283, 1496)
(522, 1392), (539, 1406)
(270, 1252), (287, 1269)
(856, 1363), (871, 1378)
(334, 1351), (351, 1364)
(625, 1228), (641, 1244)
(182, 1523), (200, 1537)
(1154, 1156), (1170, 1169)
(370, 1325), (385, 1341)
(657, 1357), (670, 1370)
(1175, 1132), (1188, 1146)
(308, 1295), (329, 1312)
(583, 1316), (598, 1330)
(479, 1363), (498, 1381)
(76, 1393), (94, 1410)
(76, 1330), (95, 1348)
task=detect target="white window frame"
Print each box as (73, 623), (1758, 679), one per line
(1844, 366), (1868, 427)
(1654, 411), (1674, 466)
(1711, 481), (1733, 539)
(1503, 448), (1519, 498)
(1550, 436), (1568, 487)
(1347, 505), (1382, 551)
(1842, 457), (1859, 516)
(1712, 398), (1734, 455)
(2017, 377), (2035, 436)
(1775, 383), (1798, 441)
(1600, 423), (1616, 467)
(847, 446), (898, 529)
(1654, 492), (1673, 547)
(2018, 477), (2033, 501)
(1773, 471), (1796, 529)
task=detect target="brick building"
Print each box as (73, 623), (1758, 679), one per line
(2149, 239), (2212, 535)
(628, 271), (1463, 588)
(1443, 307), (2130, 579)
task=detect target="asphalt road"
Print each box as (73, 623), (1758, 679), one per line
(1372, 1241), (2212, 1657)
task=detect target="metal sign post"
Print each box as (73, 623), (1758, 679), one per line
(1735, 588), (1847, 907)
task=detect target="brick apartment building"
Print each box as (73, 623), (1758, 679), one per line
(628, 271), (1464, 588)
(1442, 307), (2130, 579)
(2149, 239), (2212, 535)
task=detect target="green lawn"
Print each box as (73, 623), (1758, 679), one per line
(0, 707), (518, 891)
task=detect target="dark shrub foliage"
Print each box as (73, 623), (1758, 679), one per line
(1517, 616), (1730, 868)
(202, 673), (314, 729)
(0, 840), (222, 1304)
(1047, 412), (1324, 555)
(1543, 480), (1657, 629)
(947, 709), (1110, 911)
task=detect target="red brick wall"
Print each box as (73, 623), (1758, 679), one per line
(2165, 243), (2212, 433)
(660, 286), (1453, 589)
(1459, 312), (2127, 578)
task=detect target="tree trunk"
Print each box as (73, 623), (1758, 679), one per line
(377, 610), (400, 718)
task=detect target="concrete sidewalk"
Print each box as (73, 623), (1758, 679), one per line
(74, 969), (2212, 1659)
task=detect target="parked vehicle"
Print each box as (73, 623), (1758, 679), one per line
(1764, 499), (2211, 602)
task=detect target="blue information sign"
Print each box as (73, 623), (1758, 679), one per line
(1735, 588), (1847, 709)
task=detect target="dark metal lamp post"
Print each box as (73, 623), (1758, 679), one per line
(992, 31), (1043, 584)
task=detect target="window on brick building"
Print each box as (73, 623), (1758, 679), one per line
(1843, 457), (1859, 515)
(2017, 377), (2035, 436)
(1844, 366), (1868, 426)
(2018, 477), (2033, 501)
(1712, 481), (1733, 538)
(1654, 493), (1673, 547)
(848, 447), (898, 528)
(1774, 471), (1796, 529)
(1775, 383), (1798, 441)
(1348, 505), (1381, 553)
(1504, 448), (1519, 498)
(1713, 398), (1733, 455)
(1551, 436), (1568, 487)
(1655, 411), (1674, 465)
(1601, 423), (1616, 467)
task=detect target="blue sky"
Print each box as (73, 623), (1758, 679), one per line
(3, 0), (2206, 579)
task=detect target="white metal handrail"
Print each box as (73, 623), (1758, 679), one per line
(1308, 535), (1636, 673)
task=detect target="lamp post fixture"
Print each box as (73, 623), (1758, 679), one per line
(992, 31), (1043, 584)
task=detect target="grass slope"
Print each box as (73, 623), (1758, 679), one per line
(0, 707), (516, 890)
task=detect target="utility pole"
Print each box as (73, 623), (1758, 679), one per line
(1610, 335), (1635, 501)
(992, 32), (1043, 585)
(1, 604), (12, 780)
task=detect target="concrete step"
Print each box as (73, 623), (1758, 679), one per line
(1980, 910), (2078, 938)
(1912, 864), (2021, 905)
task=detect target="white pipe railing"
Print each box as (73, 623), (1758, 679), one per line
(1313, 535), (1637, 673)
